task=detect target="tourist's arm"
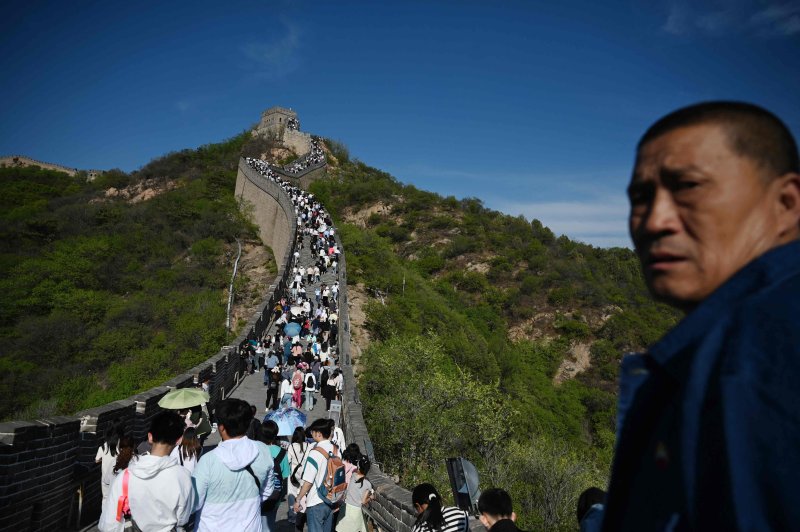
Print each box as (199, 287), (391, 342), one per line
(191, 455), (210, 511)
(176, 473), (195, 527)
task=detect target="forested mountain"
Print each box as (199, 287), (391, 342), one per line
(0, 132), (275, 420)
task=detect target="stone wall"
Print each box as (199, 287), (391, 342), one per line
(0, 155), (79, 176)
(282, 129), (312, 156)
(0, 159), (299, 531)
(235, 159), (296, 266)
(271, 162), (327, 191)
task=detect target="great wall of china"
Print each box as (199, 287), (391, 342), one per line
(0, 110), (451, 531)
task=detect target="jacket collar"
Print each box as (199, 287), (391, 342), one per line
(489, 519), (523, 532)
(648, 240), (800, 379)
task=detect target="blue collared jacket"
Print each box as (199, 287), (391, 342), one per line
(603, 241), (800, 531)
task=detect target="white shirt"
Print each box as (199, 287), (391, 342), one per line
(301, 440), (336, 508)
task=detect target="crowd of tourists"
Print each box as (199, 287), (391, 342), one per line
(245, 135), (324, 180)
(283, 137), (326, 174)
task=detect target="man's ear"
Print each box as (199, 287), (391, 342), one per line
(775, 172), (800, 239)
(511, 511), (517, 522)
(147, 432), (154, 444)
(479, 514), (492, 529)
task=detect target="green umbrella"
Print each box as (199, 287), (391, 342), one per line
(158, 388), (210, 410)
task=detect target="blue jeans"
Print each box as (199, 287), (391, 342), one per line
(262, 505), (279, 531)
(306, 503), (333, 532)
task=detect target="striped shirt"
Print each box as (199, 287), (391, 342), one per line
(411, 506), (469, 532)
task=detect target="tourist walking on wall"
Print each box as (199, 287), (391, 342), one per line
(101, 435), (136, 490)
(260, 421), (291, 532)
(335, 455), (373, 532)
(192, 399), (275, 532)
(293, 419), (343, 532)
(410, 484), (469, 532)
(170, 427), (201, 474)
(304, 369), (316, 411)
(266, 368), (281, 411)
(96, 419), (125, 502)
(287, 427), (309, 527)
(98, 411), (194, 532)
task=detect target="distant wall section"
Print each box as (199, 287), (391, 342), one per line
(0, 155), (78, 176)
(235, 159), (295, 266)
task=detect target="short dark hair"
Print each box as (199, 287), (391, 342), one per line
(638, 101), (799, 180)
(478, 488), (513, 518)
(149, 411), (185, 445)
(307, 418), (334, 438)
(262, 420), (279, 443)
(215, 398), (253, 437)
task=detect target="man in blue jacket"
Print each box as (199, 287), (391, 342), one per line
(603, 101), (800, 530)
(192, 398), (274, 531)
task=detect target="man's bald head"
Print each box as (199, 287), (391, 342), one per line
(638, 101), (798, 182)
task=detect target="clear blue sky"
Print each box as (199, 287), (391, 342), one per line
(2, 0), (798, 247)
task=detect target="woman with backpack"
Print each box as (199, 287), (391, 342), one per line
(304, 367), (317, 411)
(411, 483), (470, 532)
(102, 435), (136, 489)
(288, 427), (310, 527)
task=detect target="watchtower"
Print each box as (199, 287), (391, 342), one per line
(258, 106), (298, 137)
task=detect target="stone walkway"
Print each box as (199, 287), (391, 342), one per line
(202, 226), (341, 531)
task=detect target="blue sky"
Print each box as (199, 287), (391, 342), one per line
(2, 1), (798, 247)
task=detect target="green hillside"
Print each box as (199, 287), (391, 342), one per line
(311, 153), (679, 530)
(0, 132), (271, 420)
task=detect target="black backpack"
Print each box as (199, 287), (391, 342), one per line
(246, 447), (287, 514)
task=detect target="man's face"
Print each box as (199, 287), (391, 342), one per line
(629, 124), (782, 310)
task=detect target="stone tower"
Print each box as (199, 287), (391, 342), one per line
(254, 106), (310, 156)
(256, 106), (298, 138)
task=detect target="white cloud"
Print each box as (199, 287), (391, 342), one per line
(750, 2), (800, 36)
(661, 0), (800, 37)
(242, 21), (301, 80)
